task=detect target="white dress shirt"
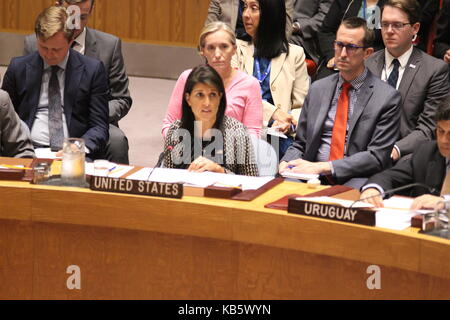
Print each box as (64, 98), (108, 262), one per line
(72, 27), (87, 55)
(31, 52), (70, 147)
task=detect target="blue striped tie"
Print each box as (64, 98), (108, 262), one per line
(48, 66), (64, 151)
(387, 59), (400, 89)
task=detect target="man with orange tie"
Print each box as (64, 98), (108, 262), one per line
(360, 95), (450, 210)
(279, 17), (401, 188)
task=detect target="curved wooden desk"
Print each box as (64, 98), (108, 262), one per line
(0, 178), (449, 299)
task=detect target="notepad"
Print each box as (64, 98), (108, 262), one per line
(281, 171), (319, 181)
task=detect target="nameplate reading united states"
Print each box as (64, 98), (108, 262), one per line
(90, 176), (183, 199)
(287, 197), (375, 226)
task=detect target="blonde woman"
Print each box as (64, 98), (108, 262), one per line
(162, 22), (263, 137)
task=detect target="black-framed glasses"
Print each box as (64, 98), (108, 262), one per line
(333, 41), (366, 54)
(380, 22), (412, 31)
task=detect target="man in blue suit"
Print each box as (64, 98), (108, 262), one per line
(1, 5), (109, 160)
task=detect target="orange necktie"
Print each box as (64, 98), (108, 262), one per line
(329, 82), (351, 161)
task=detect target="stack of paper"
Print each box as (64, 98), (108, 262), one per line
(127, 168), (274, 191)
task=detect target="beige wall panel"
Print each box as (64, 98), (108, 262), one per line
(0, 0), (210, 46)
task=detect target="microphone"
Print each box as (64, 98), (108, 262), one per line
(351, 182), (437, 208)
(147, 140), (180, 181)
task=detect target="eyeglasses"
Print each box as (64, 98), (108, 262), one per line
(380, 22), (412, 31)
(333, 41), (366, 54)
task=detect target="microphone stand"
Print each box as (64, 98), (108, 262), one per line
(147, 145), (175, 181)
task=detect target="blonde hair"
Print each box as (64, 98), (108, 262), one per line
(35, 6), (75, 41)
(198, 21), (236, 52)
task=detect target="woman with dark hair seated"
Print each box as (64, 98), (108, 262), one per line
(163, 65), (259, 176)
(232, 0), (310, 159)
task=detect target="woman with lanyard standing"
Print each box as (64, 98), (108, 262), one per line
(316, 0), (386, 80)
(232, 0), (310, 159)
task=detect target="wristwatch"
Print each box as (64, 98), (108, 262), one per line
(292, 22), (301, 33)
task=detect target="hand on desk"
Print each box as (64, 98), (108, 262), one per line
(359, 188), (384, 208)
(279, 159), (331, 175)
(410, 194), (445, 211)
(188, 156), (225, 174)
(360, 189), (444, 210)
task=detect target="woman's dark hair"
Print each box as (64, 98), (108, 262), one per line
(252, 0), (289, 59)
(180, 64), (227, 135)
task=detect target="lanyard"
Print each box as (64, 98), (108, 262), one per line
(254, 58), (271, 84)
(362, 0), (367, 20)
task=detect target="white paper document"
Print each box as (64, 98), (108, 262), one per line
(127, 168), (274, 190)
(85, 163), (134, 178)
(266, 127), (288, 139)
(375, 209), (418, 230)
(35, 148), (61, 159)
(281, 172), (320, 181)
(294, 196), (374, 208)
(375, 196), (434, 230)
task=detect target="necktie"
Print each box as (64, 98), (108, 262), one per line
(329, 82), (351, 161)
(441, 168), (450, 196)
(48, 66), (64, 151)
(387, 59), (400, 88)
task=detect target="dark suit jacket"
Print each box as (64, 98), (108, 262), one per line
(1, 50), (109, 155)
(291, 0), (333, 63)
(282, 70), (401, 184)
(24, 28), (132, 125)
(365, 47), (450, 156)
(318, 0), (386, 66)
(365, 141), (445, 197)
(434, 0), (450, 61)
(0, 89), (35, 158)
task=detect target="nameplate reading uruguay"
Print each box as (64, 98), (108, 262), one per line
(90, 176), (183, 199)
(287, 198), (375, 226)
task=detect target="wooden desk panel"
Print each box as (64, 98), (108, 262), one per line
(0, 180), (449, 299)
(0, 220), (33, 299)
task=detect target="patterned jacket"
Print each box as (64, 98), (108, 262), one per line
(164, 116), (259, 176)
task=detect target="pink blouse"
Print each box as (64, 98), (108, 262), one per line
(162, 69), (263, 137)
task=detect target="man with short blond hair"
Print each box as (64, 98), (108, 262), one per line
(2, 6), (109, 159)
(24, 0), (132, 164)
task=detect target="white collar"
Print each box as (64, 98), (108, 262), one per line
(384, 45), (413, 69)
(74, 27), (87, 49)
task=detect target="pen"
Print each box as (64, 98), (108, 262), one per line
(0, 164), (32, 170)
(108, 167), (125, 175)
(214, 183), (242, 189)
